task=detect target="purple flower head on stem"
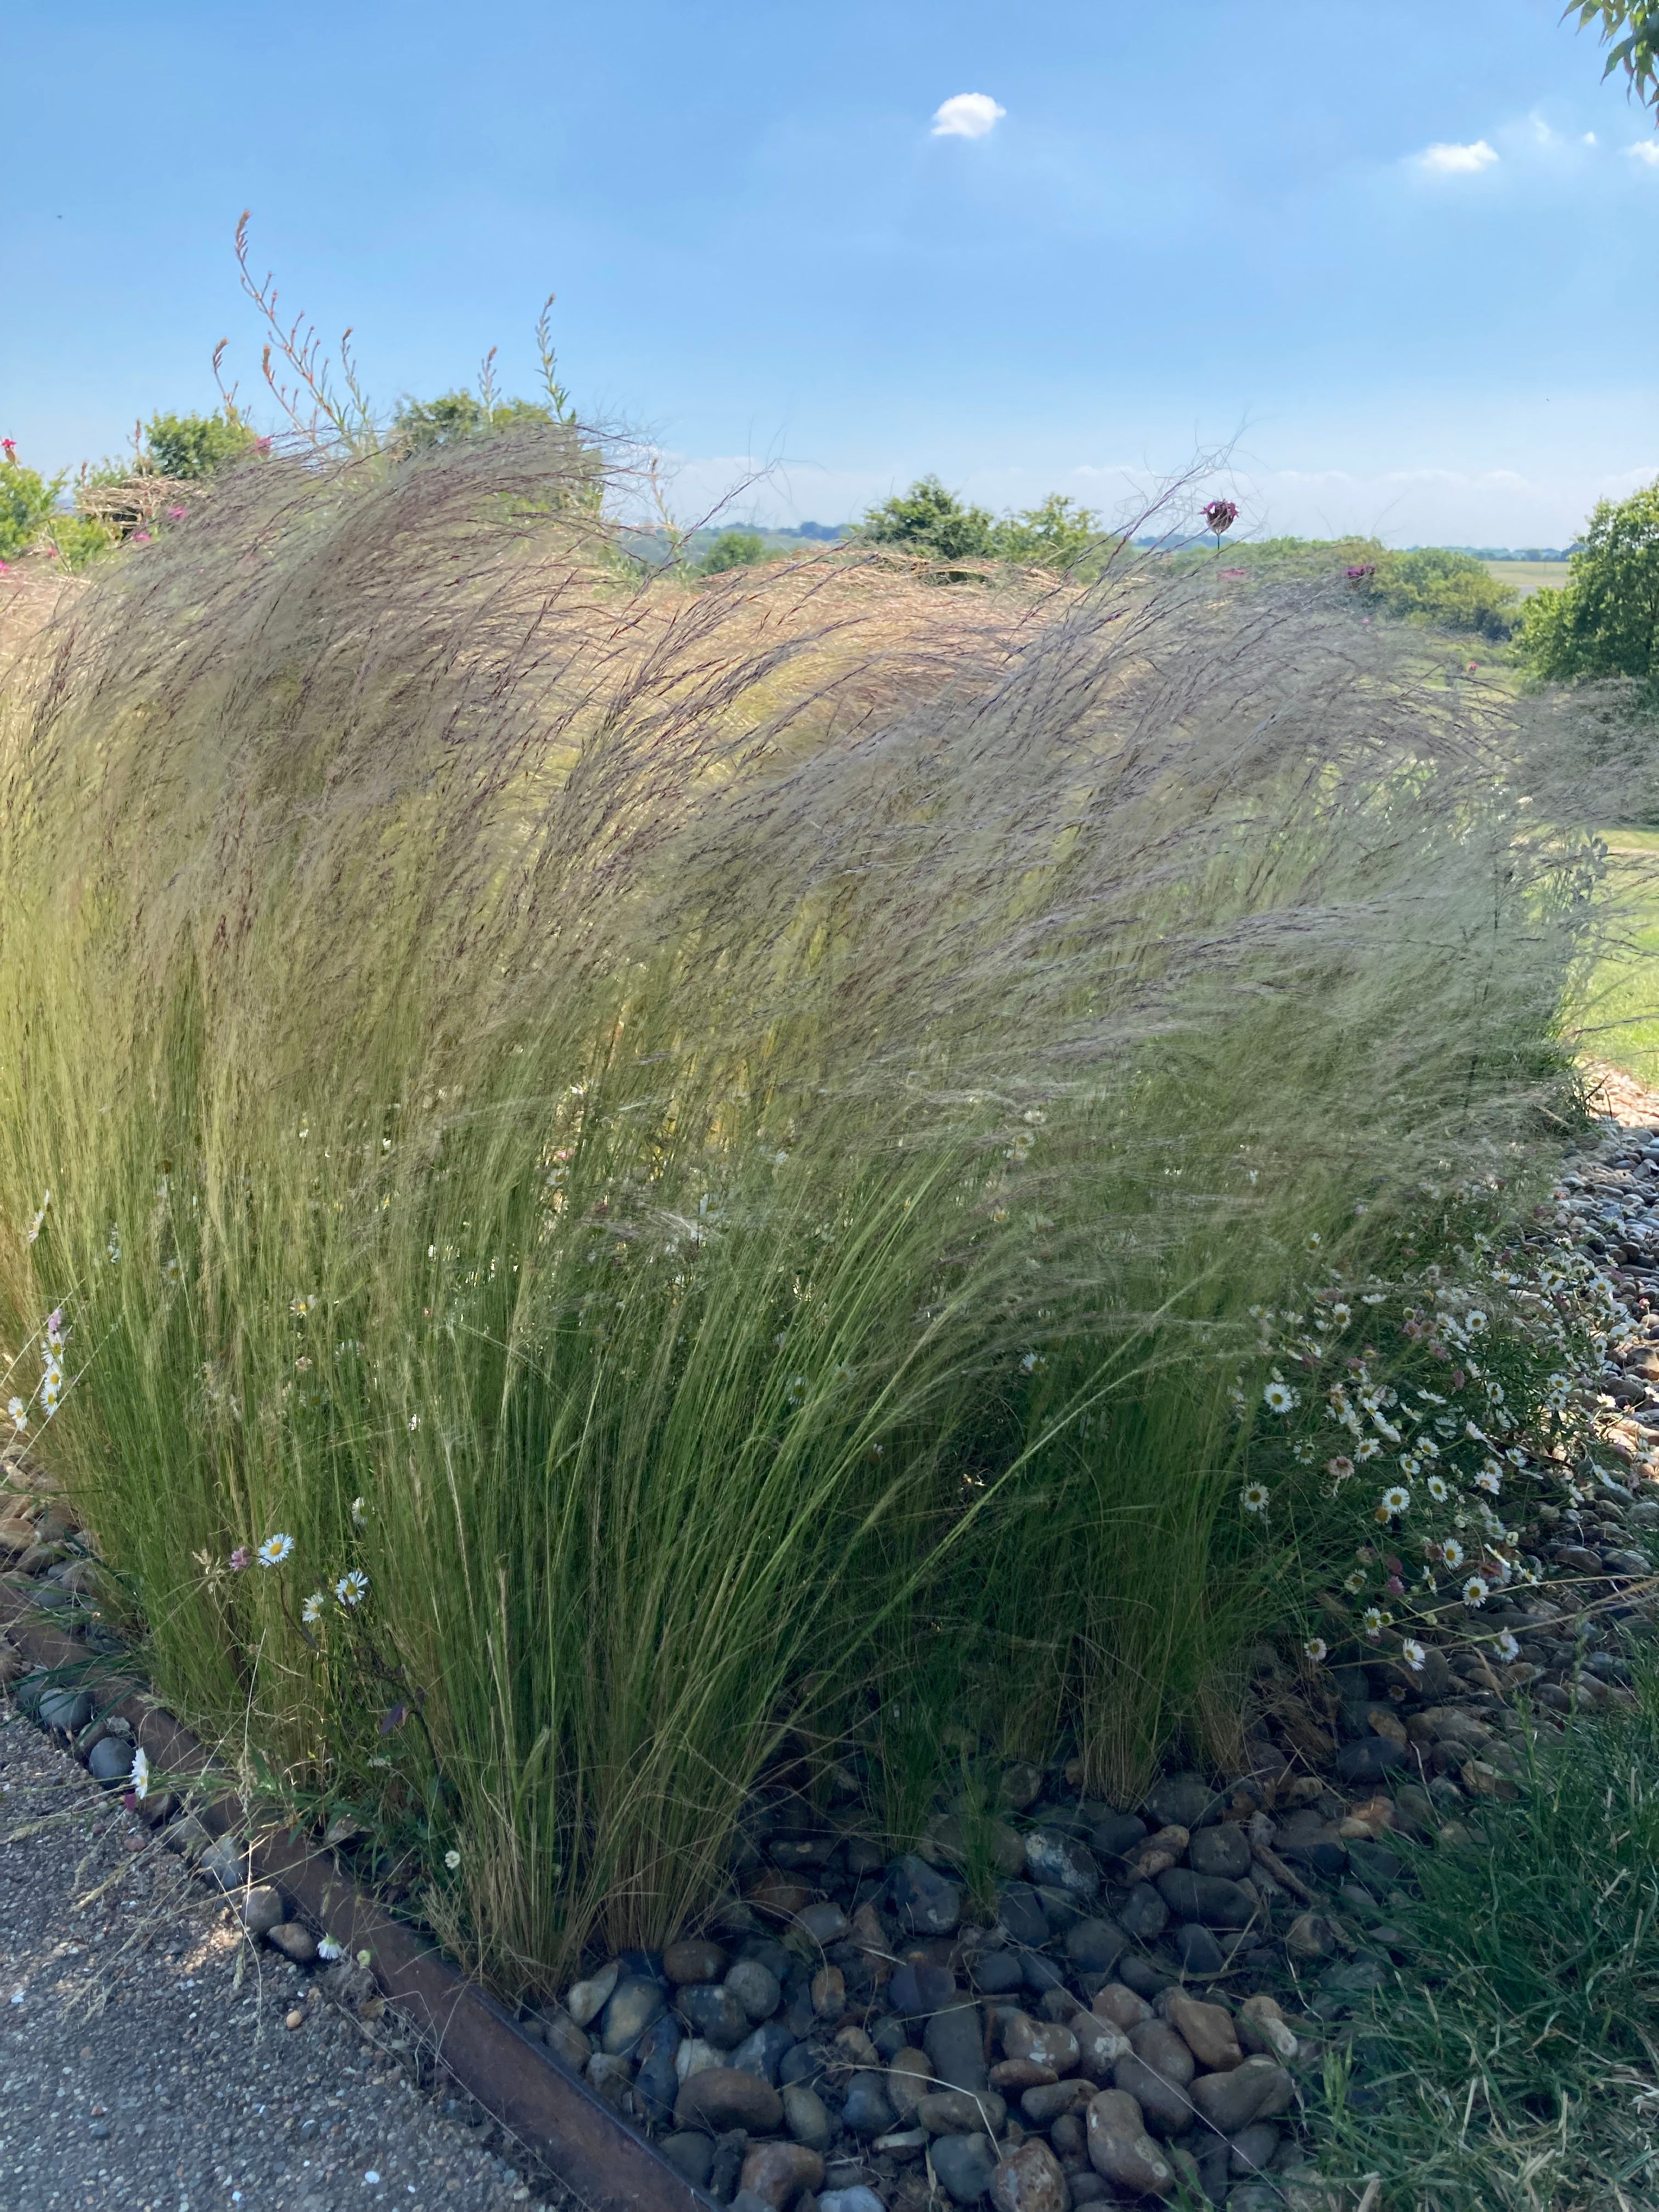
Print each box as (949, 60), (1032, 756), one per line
(166, 505), (187, 520)
(228, 1545), (250, 1572)
(1203, 498), (1238, 538)
(1344, 563), (1375, 582)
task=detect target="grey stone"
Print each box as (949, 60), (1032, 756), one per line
(601, 1973), (665, 2055)
(677, 1980), (752, 2049)
(565, 1960), (619, 2027)
(889, 1853), (962, 1935)
(1089, 1812), (1149, 1863)
(86, 1737), (133, 1785)
(1117, 1882), (1169, 1942)
(1023, 1827), (1101, 1899)
(198, 1835), (248, 1892)
(1229, 2121), (1280, 2174)
(1172, 1923), (1226, 1976)
(1186, 1823), (1251, 1880)
(1064, 1916), (1127, 1973)
(841, 2072), (896, 2138)
(38, 1688), (93, 1733)
(1334, 1737), (1406, 1784)
(160, 1813), (211, 1860)
(795, 1900), (849, 1945)
(1113, 2053), (1194, 2136)
(240, 1884), (285, 1938)
(930, 2131), (1000, 2203)
(782, 2081), (833, 2150)
(730, 2022), (795, 2085)
(996, 1882), (1049, 1946)
(1144, 1773), (1223, 1830)
(1154, 1871), (1255, 1929)
(1188, 2056), (1292, 2134)
(659, 2132), (714, 2188)
(266, 1921), (318, 1965)
(889, 1960), (957, 2015)
(925, 1999), (989, 2094)
(635, 2045), (679, 2125)
(918, 2088), (1008, 2133)
(725, 1957), (782, 2021)
(819, 2192), (887, 2212)
(972, 1952), (1026, 1995)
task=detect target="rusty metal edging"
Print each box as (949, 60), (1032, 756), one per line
(0, 1587), (710, 2212)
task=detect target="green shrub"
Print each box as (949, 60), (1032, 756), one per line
(143, 410), (256, 481)
(700, 528), (765, 574)
(1516, 478), (1659, 690)
(392, 388), (555, 451)
(0, 448), (60, 560)
(0, 435), (1597, 1992)
(857, 478), (1109, 573)
(1367, 545), (1520, 638)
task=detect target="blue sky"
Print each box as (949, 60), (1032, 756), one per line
(4, 0), (1658, 544)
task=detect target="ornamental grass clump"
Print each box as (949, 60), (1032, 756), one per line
(0, 430), (1603, 1991)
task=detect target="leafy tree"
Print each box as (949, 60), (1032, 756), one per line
(144, 410), (256, 479)
(1567, 3), (1659, 110)
(858, 477), (997, 563)
(700, 529), (766, 574)
(0, 448), (60, 560)
(1364, 546), (1519, 639)
(992, 493), (1103, 571)
(1515, 479), (1659, 687)
(393, 389), (555, 452)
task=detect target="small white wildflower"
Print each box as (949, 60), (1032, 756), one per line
(1240, 1481), (1271, 1514)
(1465, 1309), (1488, 1334)
(1019, 1351), (1043, 1375)
(1356, 1437), (1383, 1463)
(1476, 1468), (1502, 1496)
(1494, 1630), (1521, 1663)
(335, 1568), (369, 1607)
(351, 1497), (367, 1528)
(256, 1533), (295, 1569)
(302, 1591), (326, 1625)
(1344, 1569), (1368, 1594)
(318, 1937), (343, 1961)
(444, 1848), (462, 1871)
(1380, 1485), (1412, 1516)
(1440, 1536), (1465, 1570)
(1427, 1474), (1449, 1503)
(1263, 1380), (1296, 1414)
(1400, 1638), (1426, 1672)
(6, 1399), (24, 1432)
(1462, 1576), (1488, 1608)
(129, 1747), (149, 1801)
(1362, 1605), (1389, 1636)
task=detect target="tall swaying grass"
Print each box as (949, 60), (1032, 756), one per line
(0, 432), (1600, 1990)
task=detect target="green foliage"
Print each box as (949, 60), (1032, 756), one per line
(1516, 478), (1659, 689)
(1365, 545), (1520, 639)
(1314, 1643), (1659, 2207)
(858, 477), (1108, 573)
(1567, 1), (1659, 110)
(393, 389), (555, 452)
(44, 514), (119, 573)
(859, 475), (997, 562)
(0, 445), (1597, 1991)
(143, 410), (256, 481)
(699, 528), (765, 574)
(0, 450), (60, 561)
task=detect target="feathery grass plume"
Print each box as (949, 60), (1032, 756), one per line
(0, 428), (1602, 1989)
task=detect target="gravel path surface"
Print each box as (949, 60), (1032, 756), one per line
(0, 1712), (578, 2212)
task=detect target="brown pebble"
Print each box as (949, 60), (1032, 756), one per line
(284, 2008), (304, 2030)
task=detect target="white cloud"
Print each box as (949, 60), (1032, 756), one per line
(932, 92), (1006, 140)
(1416, 139), (1499, 176)
(1628, 140), (1659, 167)
(1584, 131), (1598, 146)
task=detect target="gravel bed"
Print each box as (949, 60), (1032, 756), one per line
(0, 1712), (579, 2212)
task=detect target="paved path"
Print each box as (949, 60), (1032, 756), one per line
(0, 1712), (573, 2212)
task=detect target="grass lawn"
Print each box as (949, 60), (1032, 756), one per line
(1585, 827), (1659, 1086)
(1482, 559), (1570, 597)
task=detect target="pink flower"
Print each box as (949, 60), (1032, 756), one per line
(1344, 563), (1375, 582)
(166, 505), (187, 520)
(228, 1545), (250, 1572)
(1386, 1575), (1404, 1595)
(132, 532), (152, 545)
(1468, 661), (1479, 674)
(1, 438), (14, 462)
(1203, 498), (1238, 537)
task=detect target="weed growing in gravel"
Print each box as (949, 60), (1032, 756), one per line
(0, 431), (1610, 1991)
(1311, 1647), (1659, 2209)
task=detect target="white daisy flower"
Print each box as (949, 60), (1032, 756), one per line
(256, 1533), (295, 1569)
(1304, 1638), (1328, 1663)
(6, 1399), (25, 1431)
(444, 1848), (462, 1871)
(1263, 1380), (1297, 1414)
(1380, 1485), (1412, 1516)
(318, 1937), (343, 1961)
(1356, 1437), (1383, 1463)
(1494, 1631), (1521, 1663)
(302, 1592), (326, 1625)
(1440, 1536), (1465, 1570)
(1240, 1481), (1271, 1514)
(1361, 1606), (1389, 1636)
(1400, 1638), (1426, 1672)
(1475, 1469), (1502, 1496)
(1327, 1455), (1355, 1481)
(335, 1568), (369, 1607)
(1427, 1474), (1449, 1503)
(1344, 1568), (1368, 1594)
(129, 1748), (149, 1801)
(1462, 1576), (1488, 1608)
